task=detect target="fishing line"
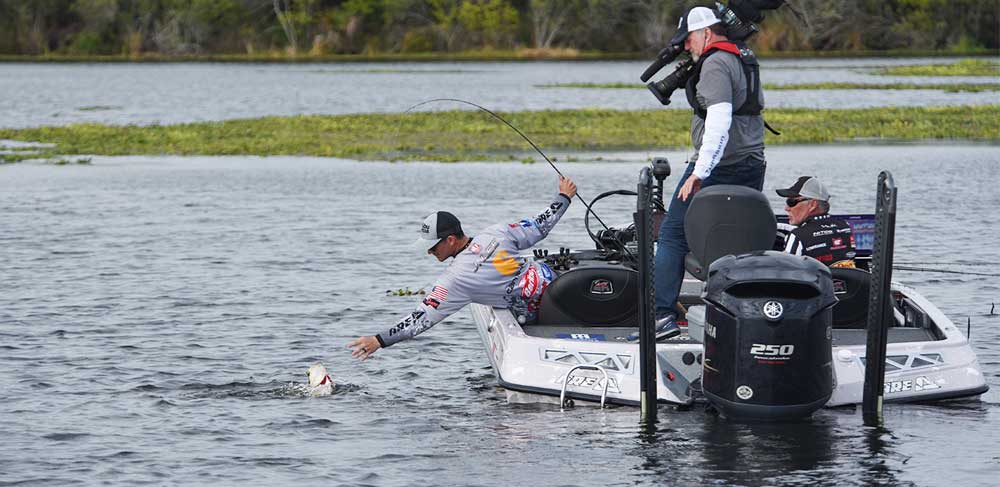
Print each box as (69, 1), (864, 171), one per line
(395, 98), (635, 260)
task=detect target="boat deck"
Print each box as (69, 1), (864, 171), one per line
(520, 323), (939, 345)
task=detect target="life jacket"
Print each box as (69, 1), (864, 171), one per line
(685, 41), (763, 119)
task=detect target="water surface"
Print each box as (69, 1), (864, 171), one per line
(1, 57), (997, 128)
(1, 144), (998, 485)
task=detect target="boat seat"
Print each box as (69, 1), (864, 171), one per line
(537, 265), (637, 326)
(831, 267), (870, 329)
(684, 185), (776, 281)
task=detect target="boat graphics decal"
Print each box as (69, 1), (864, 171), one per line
(885, 376), (941, 394)
(554, 333), (607, 342)
(542, 349), (634, 373)
(553, 373), (622, 394)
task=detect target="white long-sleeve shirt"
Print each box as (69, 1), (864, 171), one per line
(376, 193), (571, 347)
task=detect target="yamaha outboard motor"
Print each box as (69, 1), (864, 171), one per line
(702, 251), (837, 420)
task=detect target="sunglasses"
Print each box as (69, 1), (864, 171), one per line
(786, 197), (811, 208)
(428, 237), (446, 253)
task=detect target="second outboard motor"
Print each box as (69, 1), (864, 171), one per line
(702, 251), (837, 420)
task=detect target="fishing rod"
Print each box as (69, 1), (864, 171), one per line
(396, 98), (636, 261)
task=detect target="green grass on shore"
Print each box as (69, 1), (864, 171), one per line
(1, 106), (996, 162)
(876, 59), (999, 76)
(539, 82), (1000, 92)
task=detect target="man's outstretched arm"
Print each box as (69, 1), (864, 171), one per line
(506, 176), (577, 250)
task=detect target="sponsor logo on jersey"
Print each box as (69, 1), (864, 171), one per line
(534, 209), (556, 226)
(469, 243), (481, 254)
(539, 263), (553, 281)
(492, 249), (519, 275)
(519, 267), (539, 298)
(422, 297), (441, 309)
(388, 310), (426, 336)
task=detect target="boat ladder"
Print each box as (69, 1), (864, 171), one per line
(560, 364), (610, 410)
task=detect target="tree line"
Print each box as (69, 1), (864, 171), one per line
(1, 0), (996, 56)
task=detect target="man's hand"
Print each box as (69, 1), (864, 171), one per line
(347, 336), (381, 361)
(678, 174), (702, 202)
(559, 176), (577, 199)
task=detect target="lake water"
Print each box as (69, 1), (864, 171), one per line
(1, 57), (998, 128)
(1, 144), (998, 486)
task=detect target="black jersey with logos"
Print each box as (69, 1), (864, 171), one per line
(783, 214), (856, 267)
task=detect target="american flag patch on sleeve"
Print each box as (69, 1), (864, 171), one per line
(429, 286), (448, 302)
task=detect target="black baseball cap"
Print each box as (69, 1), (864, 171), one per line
(413, 211), (463, 251)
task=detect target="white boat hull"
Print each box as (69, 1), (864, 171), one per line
(472, 282), (988, 407)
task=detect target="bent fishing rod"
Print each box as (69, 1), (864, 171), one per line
(397, 98), (636, 261)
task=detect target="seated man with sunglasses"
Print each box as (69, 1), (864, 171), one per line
(776, 176), (856, 268)
(347, 176), (577, 360)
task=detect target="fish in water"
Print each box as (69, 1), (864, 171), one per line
(307, 363), (335, 396)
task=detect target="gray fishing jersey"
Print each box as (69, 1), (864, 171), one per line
(376, 193), (571, 348)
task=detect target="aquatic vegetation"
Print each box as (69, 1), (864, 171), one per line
(537, 83), (639, 89)
(386, 288), (426, 296)
(539, 82), (1000, 93)
(76, 105), (122, 111)
(0, 141), (79, 164)
(0, 106), (996, 163)
(875, 59), (1000, 76)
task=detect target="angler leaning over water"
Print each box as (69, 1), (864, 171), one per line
(649, 4), (770, 341)
(347, 176), (578, 360)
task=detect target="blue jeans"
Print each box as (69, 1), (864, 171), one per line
(654, 155), (766, 319)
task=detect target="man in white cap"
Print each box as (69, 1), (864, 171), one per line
(348, 176), (577, 360)
(777, 176), (856, 268)
(653, 5), (768, 340)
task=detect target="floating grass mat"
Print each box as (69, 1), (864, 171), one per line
(538, 82), (999, 92)
(875, 59), (999, 76)
(0, 106), (996, 162)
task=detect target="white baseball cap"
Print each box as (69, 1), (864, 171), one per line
(687, 6), (721, 32)
(776, 176), (831, 202)
(670, 6), (721, 44)
(413, 211), (463, 252)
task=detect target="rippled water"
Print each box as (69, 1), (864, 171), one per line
(1, 144), (998, 485)
(1, 57), (997, 128)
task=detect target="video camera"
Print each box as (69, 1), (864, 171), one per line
(641, 0), (786, 105)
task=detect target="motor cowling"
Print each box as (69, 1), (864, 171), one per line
(702, 251), (837, 420)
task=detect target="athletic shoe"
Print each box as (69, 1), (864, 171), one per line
(626, 316), (681, 342)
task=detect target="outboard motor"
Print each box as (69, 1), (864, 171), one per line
(701, 251), (837, 420)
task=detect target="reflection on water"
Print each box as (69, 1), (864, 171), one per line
(1, 144), (998, 485)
